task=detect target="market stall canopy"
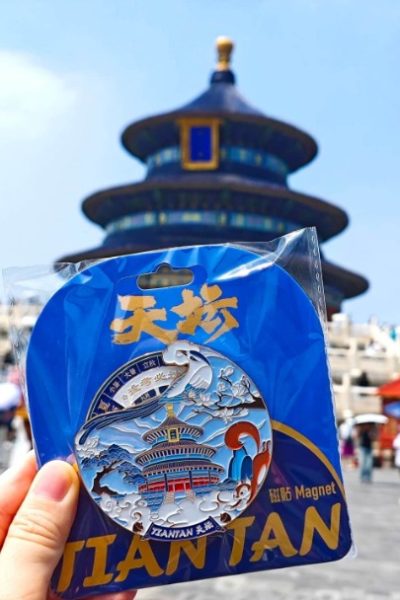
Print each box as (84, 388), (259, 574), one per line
(377, 378), (400, 399)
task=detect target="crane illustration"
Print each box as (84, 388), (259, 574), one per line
(76, 341), (213, 445)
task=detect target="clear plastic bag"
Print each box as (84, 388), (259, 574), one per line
(3, 228), (352, 599)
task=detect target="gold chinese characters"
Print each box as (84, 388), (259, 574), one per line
(110, 284), (239, 345)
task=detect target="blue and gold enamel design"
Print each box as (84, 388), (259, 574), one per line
(74, 342), (272, 541)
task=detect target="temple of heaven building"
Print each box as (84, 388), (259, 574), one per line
(136, 404), (224, 507)
(62, 36), (368, 316)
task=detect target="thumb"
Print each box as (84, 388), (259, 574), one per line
(0, 460), (79, 600)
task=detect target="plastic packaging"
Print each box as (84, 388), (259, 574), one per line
(3, 228), (352, 598)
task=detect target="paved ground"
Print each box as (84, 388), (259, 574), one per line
(139, 468), (400, 600)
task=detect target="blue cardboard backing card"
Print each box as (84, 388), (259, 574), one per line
(26, 244), (352, 598)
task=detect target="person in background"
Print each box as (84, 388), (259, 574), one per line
(8, 365), (32, 447)
(393, 425), (400, 475)
(358, 423), (376, 483)
(0, 367), (21, 468)
(339, 416), (356, 469)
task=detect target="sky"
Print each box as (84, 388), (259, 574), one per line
(0, 0), (399, 324)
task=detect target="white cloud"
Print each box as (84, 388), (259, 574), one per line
(0, 51), (77, 139)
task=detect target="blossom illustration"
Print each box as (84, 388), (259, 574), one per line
(218, 407), (235, 423)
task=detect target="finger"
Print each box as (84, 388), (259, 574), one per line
(0, 450), (37, 547)
(0, 460), (79, 600)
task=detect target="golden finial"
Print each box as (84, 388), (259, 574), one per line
(166, 403), (174, 417)
(216, 36), (234, 71)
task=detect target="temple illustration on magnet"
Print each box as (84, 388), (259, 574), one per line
(75, 342), (273, 538)
(136, 403), (225, 508)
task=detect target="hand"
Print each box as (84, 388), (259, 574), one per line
(0, 452), (136, 600)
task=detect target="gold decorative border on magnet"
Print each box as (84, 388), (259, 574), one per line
(271, 420), (346, 498)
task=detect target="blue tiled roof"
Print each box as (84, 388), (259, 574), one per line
(179, 76), (263, 116)
(121, 67), (318, 172)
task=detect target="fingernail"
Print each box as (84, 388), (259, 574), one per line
(33, 461), (73, 502)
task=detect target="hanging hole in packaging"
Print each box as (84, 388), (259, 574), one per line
(137, 263), (195, 290)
